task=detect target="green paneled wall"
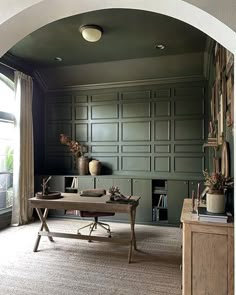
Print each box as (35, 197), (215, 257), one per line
(44, 79), (207, 178)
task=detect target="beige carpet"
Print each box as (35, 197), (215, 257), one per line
(0, 219), (182, 295)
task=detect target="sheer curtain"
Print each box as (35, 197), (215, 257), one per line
(11, 71), (34, 225)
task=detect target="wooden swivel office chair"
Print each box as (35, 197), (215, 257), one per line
(77, 189), (115, 238)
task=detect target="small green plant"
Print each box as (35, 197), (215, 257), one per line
(5, 147), (13, 172)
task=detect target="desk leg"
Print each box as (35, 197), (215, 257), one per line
(132, 208), (137, 251)
(33, 208), (53, 252)
(128, 208), (136, 263)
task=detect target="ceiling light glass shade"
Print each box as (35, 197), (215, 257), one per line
(80, 25), (102, 42)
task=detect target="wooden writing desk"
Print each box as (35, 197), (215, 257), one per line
(29, 193), (140, 263)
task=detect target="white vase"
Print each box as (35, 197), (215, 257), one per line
(89, 160), (101, 176)
(206, 191), (225, 213)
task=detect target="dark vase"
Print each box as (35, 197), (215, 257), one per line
(78, 156), (89, 175)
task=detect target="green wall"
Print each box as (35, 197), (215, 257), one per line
(43, 78), (208, 179)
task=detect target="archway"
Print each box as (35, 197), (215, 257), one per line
(0, 0), (235, 57)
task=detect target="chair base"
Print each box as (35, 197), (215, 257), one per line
(77, 220), (112, 239)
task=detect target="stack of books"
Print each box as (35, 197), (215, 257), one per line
(198, 207), (228, 223)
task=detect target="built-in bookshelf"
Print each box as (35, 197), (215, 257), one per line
(152, 179), (168, 223)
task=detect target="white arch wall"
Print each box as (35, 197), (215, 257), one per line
(0, 0), (236, 58)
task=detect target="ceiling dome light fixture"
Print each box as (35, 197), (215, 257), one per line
(155, 44), (165, 50)
(79, 25), (103, 42)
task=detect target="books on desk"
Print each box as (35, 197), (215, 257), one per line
(198, 207), (228, 223)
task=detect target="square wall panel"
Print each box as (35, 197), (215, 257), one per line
(75, 124), (88, 142)
(121, 90), (151, 100)
(74, 95), (88, 103)
(122, 145), (151, 153)
(174, 156), (204, 173)
(48, 104), (72, 121)
(91, 104), (118, 119)
(154, 157), (170, 172)
(121, 156), (151, 171)
(174, 99), (204, 116)
(154, 101), (171, 117)
(75, 106), (88, 120)
(47, 123), (72, 144)
(174, 119), (204, 140)
(91, 93), (118, 102)
(154, 120), (170, 141)
(122, 102), (151, 118)
(95, 156), (118, 173)
(122, 122), (151, 141)
(91, 123), (118, 142)
(154, 144), (170, 153)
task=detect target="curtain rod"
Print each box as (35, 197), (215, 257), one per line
(0, 61), (18, 71)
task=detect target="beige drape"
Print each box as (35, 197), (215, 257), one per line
(11, 71), (34, 225)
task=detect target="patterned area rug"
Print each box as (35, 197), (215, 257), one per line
(0, 219), (182, 295)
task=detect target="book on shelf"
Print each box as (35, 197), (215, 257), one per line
(157, 194), (168, 208)
(197, 206), (228, 223)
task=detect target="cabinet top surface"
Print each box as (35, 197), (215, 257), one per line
(181, 199), (234, 228)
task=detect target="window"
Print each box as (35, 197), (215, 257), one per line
(0, 74), (15, 211)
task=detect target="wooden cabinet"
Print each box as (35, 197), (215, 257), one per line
(133, 178), (152, 223)
(168, 180), (188, 224)
(181, 199), (234, 295)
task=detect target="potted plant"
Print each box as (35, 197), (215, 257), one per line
(60, 134), (89, 175)
(203, 170), (233, 213)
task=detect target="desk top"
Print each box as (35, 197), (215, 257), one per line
(29, 193), (140, 214)
(181, 199), (233, 228)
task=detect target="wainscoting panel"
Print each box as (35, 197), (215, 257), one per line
(174, 99), (204, 116)
(44, 79), (207, 176)
(154, 120), (171, 141)
(154, 88), (171, 98)
(91, 145), (119, 153)
(121, 145), (151, 153)
(91, 93), (118, 102)
(75, 106), (88, 120)
(75, 123), (88, 142)
(154, 101), (171, 117)
(121, 156), (151, 172)
(91, 104), (118, 119)
(174, 156), (204, 173)
(91, 123), (119, 142)
(47, 104), (72, 121)
(74, 95), (88, 103)
(174, 119), (204, 140)
(121, 90), (151, 100)
(122, 121), (151, 141)
(122, 102), (151, 118)
(154, 144), (171, 153)
(154, 156), (170, 172)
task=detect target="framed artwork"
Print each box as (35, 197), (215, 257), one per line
(226, 50), (234, 76)
(210, 84), (215, 122)
(226, 69), (234, 126)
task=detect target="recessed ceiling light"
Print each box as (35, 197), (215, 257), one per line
(155, 44), (165, 50)
(54, 57), (63, 62)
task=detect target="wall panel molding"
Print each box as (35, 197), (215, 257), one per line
(44, 79), (207, 176)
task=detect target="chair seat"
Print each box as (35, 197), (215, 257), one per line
(80, 211), (115, 218)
